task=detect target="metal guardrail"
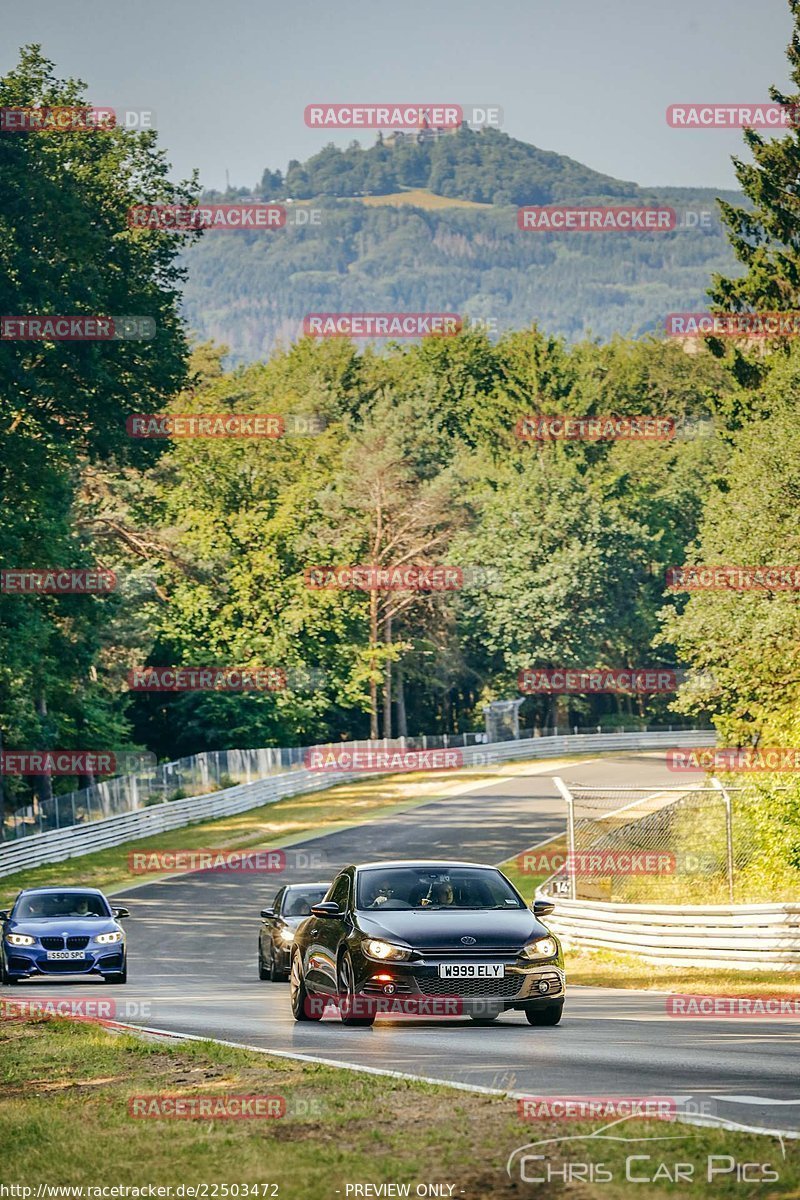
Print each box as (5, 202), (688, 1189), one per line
(0, 729), (715, 879)
(538, 896), (800, 972)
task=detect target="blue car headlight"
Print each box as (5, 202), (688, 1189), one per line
(94, 931), (124, 945)
(6, 933), (35, 947)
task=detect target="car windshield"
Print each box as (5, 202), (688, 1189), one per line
(14, 892), (111, 920)
(356, 867), (524, 911)
(281, 886), (328, 917)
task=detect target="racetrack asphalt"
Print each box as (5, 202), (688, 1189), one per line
(4, 752), (799, 1137)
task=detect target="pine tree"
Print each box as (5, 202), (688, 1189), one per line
(710, 1), (800, 314)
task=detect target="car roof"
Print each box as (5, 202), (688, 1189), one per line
(354, 861), (499, 871)
(18, 886), (106, 895)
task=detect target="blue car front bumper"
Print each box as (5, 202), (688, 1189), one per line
(3, 940), (125, 979)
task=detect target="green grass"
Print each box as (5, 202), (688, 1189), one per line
(1, 1018), (796, 1198)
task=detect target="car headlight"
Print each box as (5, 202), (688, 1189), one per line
(6, 933), (35, 947)
(94, 931), (124, 944)
(278, 927), (295, 944)
(521, 936), (558, 959)
(363, 938), (412, 962)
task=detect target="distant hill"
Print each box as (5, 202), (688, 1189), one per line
(181, 128), (742, 362)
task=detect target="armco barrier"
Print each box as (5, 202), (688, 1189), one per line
(0, 729), (715, 879)
(537, 896), (800, 972)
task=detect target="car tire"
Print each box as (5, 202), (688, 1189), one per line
(525, 1001), (563, 1026)
(106, 963), (127, 985)
(290, 950), (323, 1022)
(338, 951), (375, 1027)
(258, 944), (270, 981)
(269, 945), (287, 983)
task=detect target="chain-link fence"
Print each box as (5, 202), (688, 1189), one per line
(1, 732), (495, 840)
(547, 781), (729, 904)
(541, 778), (797, 905)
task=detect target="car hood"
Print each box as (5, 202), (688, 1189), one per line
(7, 918), (120, 938)
(357, 907), (550, 950)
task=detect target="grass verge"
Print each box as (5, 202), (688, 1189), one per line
(1, 1017), (796, 1199)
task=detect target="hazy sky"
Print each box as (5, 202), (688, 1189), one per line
(3, 0), (794, 193)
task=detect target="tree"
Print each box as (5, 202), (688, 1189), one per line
(0, 46), (195, 816)
(708, 1), (800, 385)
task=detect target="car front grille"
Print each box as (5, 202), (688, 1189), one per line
(67, 937), (89, 950)
(41, 937), (65, 950)
(420, 947), (522, 957)
(417, 974), (523, 999)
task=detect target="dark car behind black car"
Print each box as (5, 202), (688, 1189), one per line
(289, 861), (565, 1027)
(258, 882), (329, 981)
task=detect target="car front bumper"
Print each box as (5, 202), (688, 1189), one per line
(3, 942), (126, 979)
(355, 953), (565, 1014)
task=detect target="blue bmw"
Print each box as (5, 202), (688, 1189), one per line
(0, 887), (129, 985)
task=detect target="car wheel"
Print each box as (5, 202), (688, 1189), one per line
(269, 944), (287, 983)
(106, 962), (127, 985)
(525, 1001), (563, 1026)
(338, 951), (375, 1027)
(258, 944), (270, 981)
(289, 950), (322, 1022)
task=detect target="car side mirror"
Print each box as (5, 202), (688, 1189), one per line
(0, 910), (9, 921)
(113, 907), (130, 919)
(260, 908), (277, 919)
(533, 899), (555, 917)
(310, 901), (341, 918)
